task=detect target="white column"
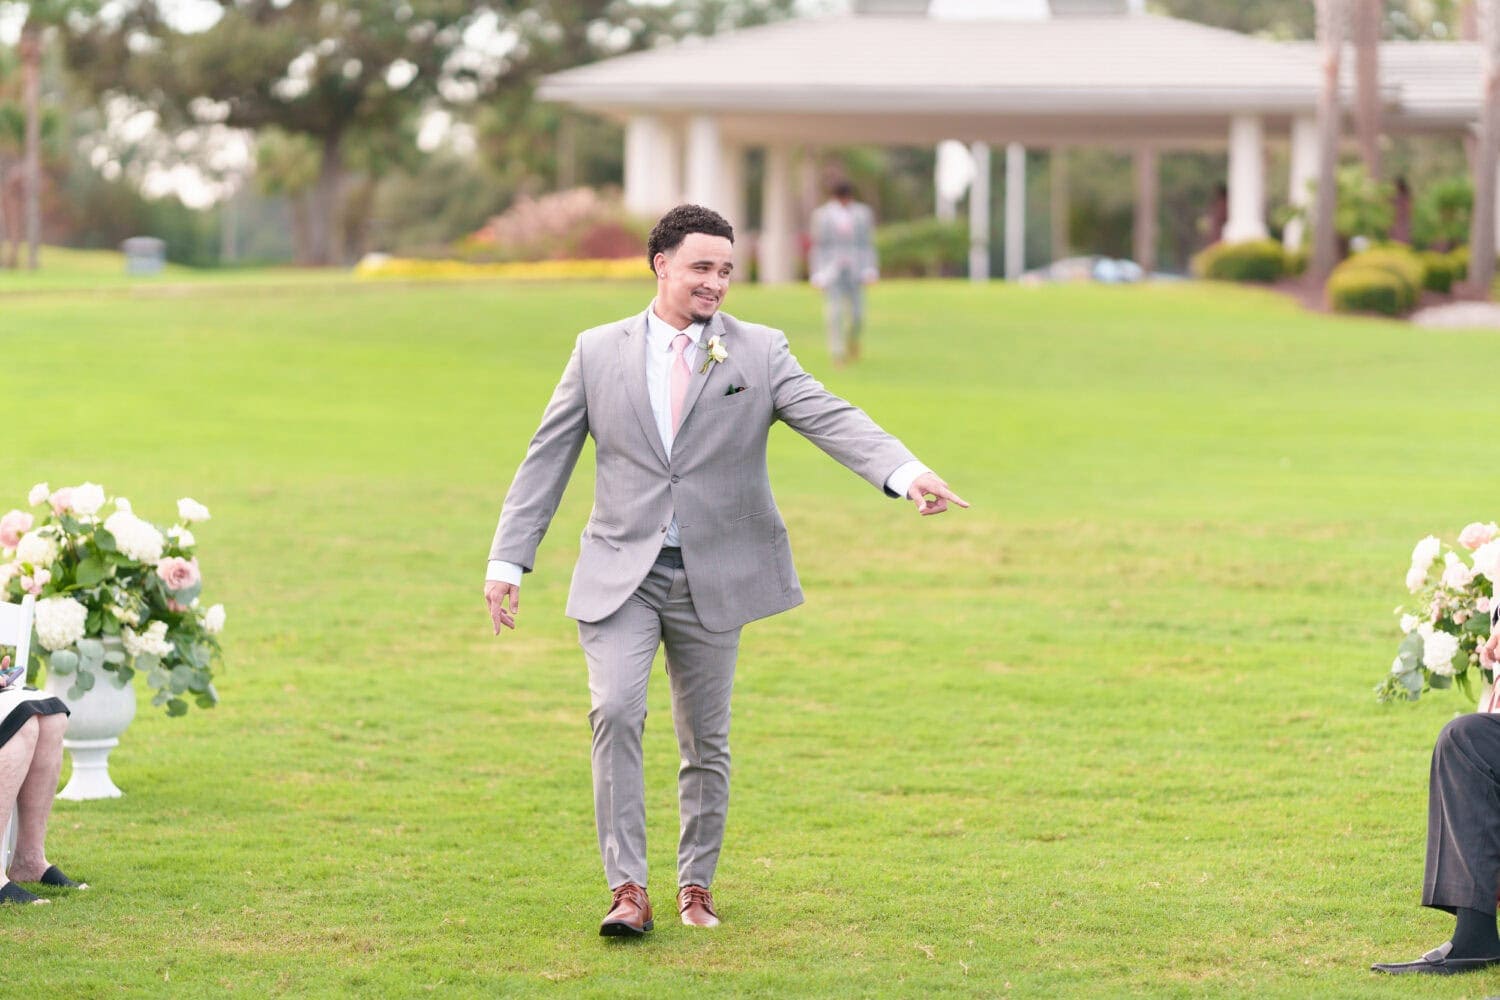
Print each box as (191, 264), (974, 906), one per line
(685, 114), (722, 209)
(1004, 142), (1026, 280)
(935, 142), (960, 222)
(1224, 114), (1269, 242)
(721, 142), (746, 235)
(760, 145), (796, 284)
(969, 141), (991, 282)
(624, 115), (659, 217)
(624, 115), (684, 216)
(1284, 115), (1318, 250)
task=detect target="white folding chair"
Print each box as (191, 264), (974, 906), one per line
(0, 594), (35, 874)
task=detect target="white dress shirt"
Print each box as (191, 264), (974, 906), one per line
(486, 304), (927, 586)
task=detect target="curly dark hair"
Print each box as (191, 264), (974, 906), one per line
(646, 204), (734, 274)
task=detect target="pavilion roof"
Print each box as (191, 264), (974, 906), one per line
(538, 14), (1329, 119)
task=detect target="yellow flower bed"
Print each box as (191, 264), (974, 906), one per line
(354, 256), (646, 281)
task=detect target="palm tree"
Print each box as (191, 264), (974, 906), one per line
(1312, 0), (1348, 284)
(1352, 0), (1382, 180)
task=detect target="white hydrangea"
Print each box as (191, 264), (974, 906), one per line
(123, 621), (174, 658)
(104, 510), (164, 564)
(203, 604), (225, 635)
(1421, 628), (1462, 676)
(27, 483), (48, 507)
(15, 530), (59, 569)
(168, 525), (196, 548)
(1474, 540), (1500, 584)
(177, 498), (210, 523)
(68, 482), (106, 517)
(34, 596), (88, 652)
(107, 603), (141, 627)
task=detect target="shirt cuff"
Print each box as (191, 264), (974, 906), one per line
(486, 560), (524, 586)
(885, 461), (929, 500)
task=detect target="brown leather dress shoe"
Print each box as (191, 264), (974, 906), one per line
(600, 883), (653, 937)
(678, 884), (720, 928)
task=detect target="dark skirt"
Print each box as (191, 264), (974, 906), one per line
(0, 687), (69, 749)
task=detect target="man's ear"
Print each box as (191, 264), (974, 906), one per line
(653, 252), (667, 278)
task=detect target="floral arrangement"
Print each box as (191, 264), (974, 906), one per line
(0, 482), (224, 715)
(1377, 521), (1500, 703)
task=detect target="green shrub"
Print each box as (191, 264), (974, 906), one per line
(1327, 265), (1407, 316)
(875, 218), (968, 278)
(1418, 250), (1454, 293)
(1343, 245), (1425, 312)
(1413, 176), (1473, 250)
(1450, 246), (1470, 283)
(1283, 248), (1308, 278)
(1190, 240), (1285, 283)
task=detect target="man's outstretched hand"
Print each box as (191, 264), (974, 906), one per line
(486, 580), (520, 633)
(908, 472), (969, 516)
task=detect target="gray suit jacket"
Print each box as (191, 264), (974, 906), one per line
(809, 200), (878, 286)
(489, 307), (918, 632)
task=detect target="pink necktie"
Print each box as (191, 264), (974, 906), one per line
(670, 333), (692, 433)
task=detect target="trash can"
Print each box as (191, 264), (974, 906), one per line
(120, 236), (166, 276)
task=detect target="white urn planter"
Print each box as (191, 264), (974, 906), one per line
(44, 660), (137, 800)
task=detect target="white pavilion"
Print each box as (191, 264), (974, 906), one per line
(535, 0), (1486, 281)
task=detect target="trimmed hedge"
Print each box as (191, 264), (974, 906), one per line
(1348, 245), (1425, 312)
(1327, 265), (1407, 317)
(1283, 248), (1308, 278)
(1418, 250), (1455, 293)
(875, 219), (967, 278)
(1190, 239), (1285, 283)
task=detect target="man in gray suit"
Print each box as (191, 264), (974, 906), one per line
(485, 204), (965, 938)
(809, 180), (878, 367)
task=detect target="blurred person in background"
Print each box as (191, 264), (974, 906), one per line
(809, 180), (878, 367)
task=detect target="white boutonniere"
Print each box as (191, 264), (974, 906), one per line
(699, 334), (728, 374)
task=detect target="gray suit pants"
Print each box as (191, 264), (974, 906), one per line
(1424, 713), (1500, 914)
(822, 273), (864, 363)
(578, 554), (741, 890)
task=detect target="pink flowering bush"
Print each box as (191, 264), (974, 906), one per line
(459, 187), (649, 264)
(1379, 522), (1500, 703)
(0, 483), (225, 716)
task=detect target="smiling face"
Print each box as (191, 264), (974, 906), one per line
(653, 232), (734, 328)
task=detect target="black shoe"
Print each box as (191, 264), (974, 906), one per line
(0, 881), (47, 905)
(32, 865), (87, 890)
(1372, 941), (1500, 975)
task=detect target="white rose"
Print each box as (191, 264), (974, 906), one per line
(0, 562), (19, 586)
(203, 604), (225, 635)
(104, 511), (164, 564)
(122, 621), (174, 658)
(68, 482), (106, 517)
(114, 497), (131, 513)
(168, 525), (196, 548)
(1422, 629), (1462, 676)
(27, 483), (48, 507)
(15, 530), (59, 569)
(1406, 565), (1429, 592)
(1412, 535), (1442, 569)
(176, 498), (210, 523)
(34, 596), (88, 652)
(1474, 540), (1500, 583)
(1442, 551), (1475, 590)
(1399, 613), (1419, 634)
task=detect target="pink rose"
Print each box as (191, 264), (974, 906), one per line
(47, 487), (73, 516)
(155, 557), (201, 593)
(166, 599), (189, 613)
(1481, 596), (1493, 614)
(20, 568), (49, 595)
(1461, 522), (1500, 550)
(0, 510), (33, 549)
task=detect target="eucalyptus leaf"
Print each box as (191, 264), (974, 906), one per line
(1430, 672), (1453, 689)
(135, 652), (160, 673)
(73, 669), (95, 692)
(103, 650), (125, 665)
(1398, 669), (1424, 695)
(171, 581), (202, 606)
(114, 664), (135, 684)
(147, 668), (169, 690)
(151, 689), (169, 707)
(166, 698), (187, 717)
(67, 683), (84, 701)
(75, 556), (105, 588)
(76, 638), (104, 670)
(47, 649), (78, 676)
(1398, 631), (1423, 671)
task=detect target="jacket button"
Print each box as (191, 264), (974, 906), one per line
(670, 475), (681, 484)
(660, 525), (667, 532)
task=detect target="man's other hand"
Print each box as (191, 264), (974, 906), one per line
(486, 580), (520, 633)
(908, 473), (970, 516)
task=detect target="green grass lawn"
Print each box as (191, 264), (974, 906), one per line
(1, 271), (1497, 997)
